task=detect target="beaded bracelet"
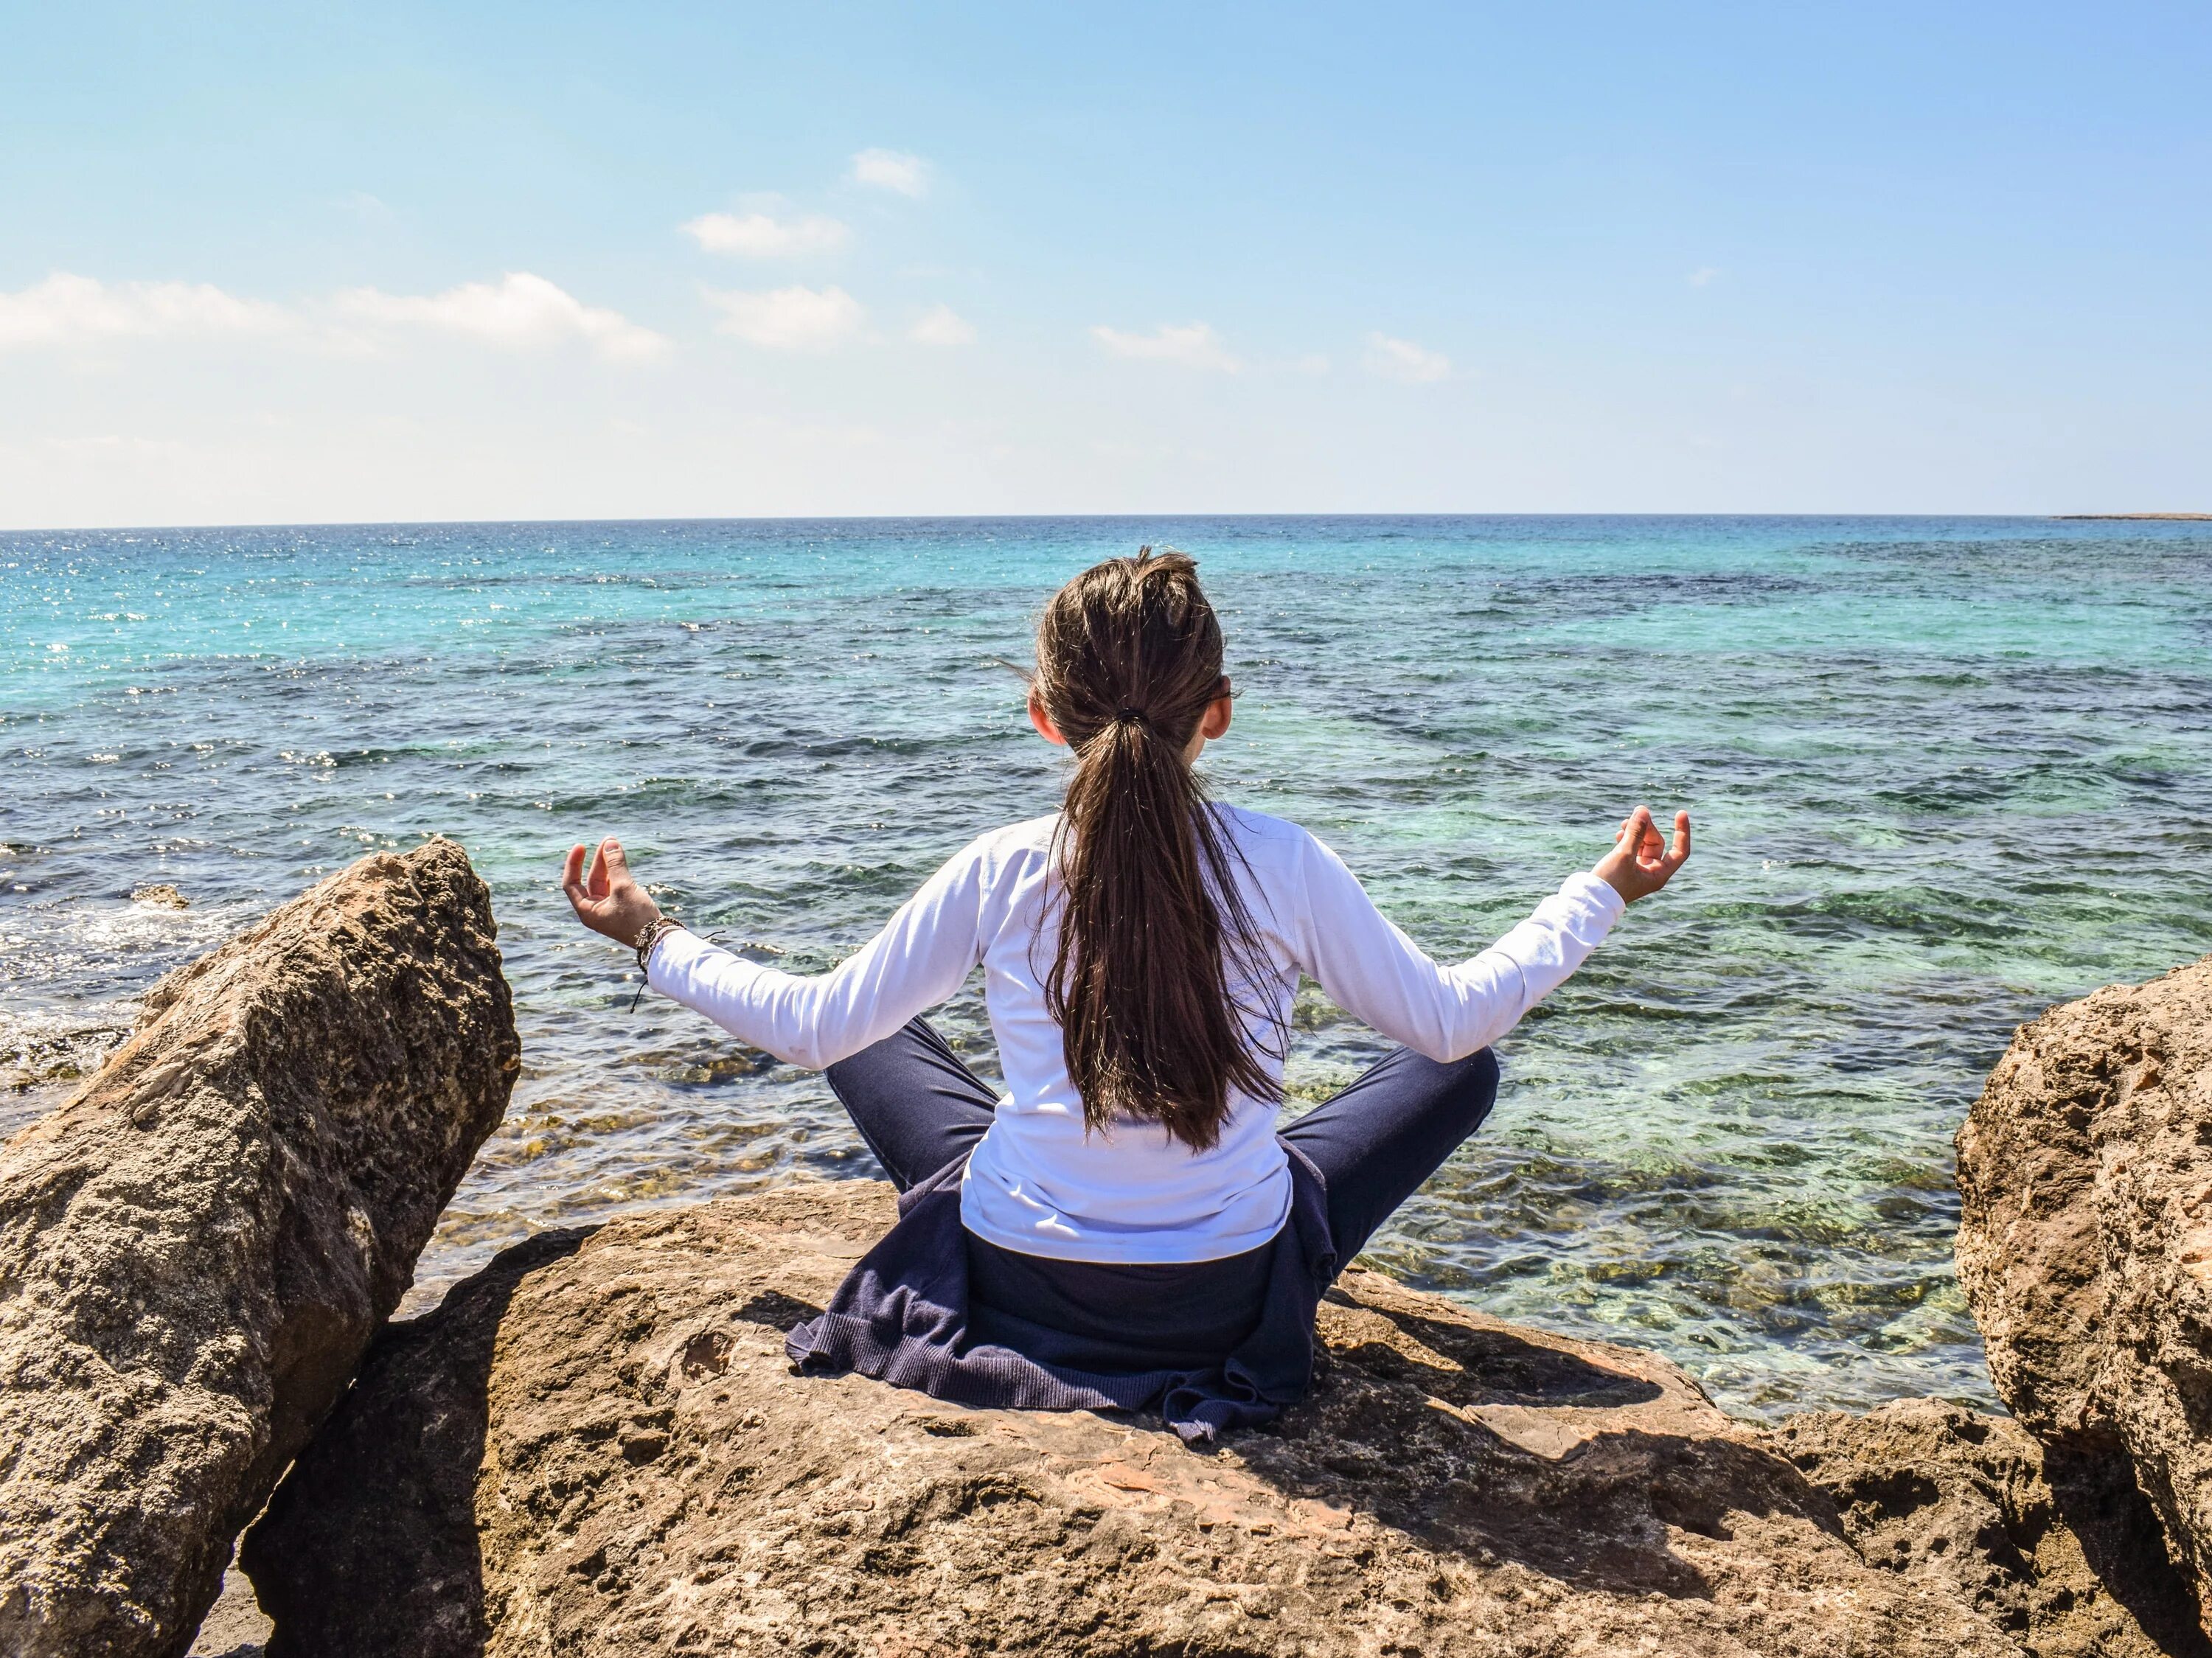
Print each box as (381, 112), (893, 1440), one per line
(632, 915), (688, 972)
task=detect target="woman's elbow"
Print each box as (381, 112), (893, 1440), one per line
(782, 1021), (874, 1072)
(1413, 1013), (1509, 1065)
(1397, 1015), (1466, 1064)
(779, 1034), (843, 1071)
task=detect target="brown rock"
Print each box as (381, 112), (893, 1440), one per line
(0, 840), (519, 1658)
(1956, 954), (2212, 1620)
(248, 1181), (2024, 1657)
(182, 1566), (270, 1658)
(1773, 1398), (2208, 1657)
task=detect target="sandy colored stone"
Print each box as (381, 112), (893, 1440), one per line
(1956, 953), (2212, 1623)
(0, 840), (519, 1658)
(248, 1181), (2029, 1657)
(182, 1567), (269, 1658)
(1773, 1398), (2206, 1657)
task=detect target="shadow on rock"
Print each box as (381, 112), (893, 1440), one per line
(1321, 1286), (1667, 1409)
(2045, 1442), (2211, 1657)
(1231, 1281), (1843, 1602)
(242, 1227), (597, 1658)
(1777, 1398), (2211, 1658)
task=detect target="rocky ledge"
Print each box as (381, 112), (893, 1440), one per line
(240, 1180), (2201, 1657)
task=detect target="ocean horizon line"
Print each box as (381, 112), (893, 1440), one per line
(6, 508), (2207, 539)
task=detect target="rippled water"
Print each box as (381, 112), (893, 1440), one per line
(5, 516), (2208, 1416)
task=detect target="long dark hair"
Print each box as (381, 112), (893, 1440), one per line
(1034, 548), (1280, 1150)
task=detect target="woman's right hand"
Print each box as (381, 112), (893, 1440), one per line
(563, 837), (663, 946)
(1594, 805), (1691, 903)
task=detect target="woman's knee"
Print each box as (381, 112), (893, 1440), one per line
(1441, 1046), (1500, 1129)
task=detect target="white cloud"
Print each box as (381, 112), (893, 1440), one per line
(909, 304), (976, 346)
(681, 210), (850, 257)
(0, 273), (297, 350)
(706, 285), (867, 350)
(1362, 332), (1451, 383)
(1689, 266), (1722, 287)
(333, 273), (668, 363)
(850, 148), (931, 198)
(1089, 321), (1239, 372)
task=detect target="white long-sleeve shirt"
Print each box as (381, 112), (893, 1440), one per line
(647, 807), (1625, 1263)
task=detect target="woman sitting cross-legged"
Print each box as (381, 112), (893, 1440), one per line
(563, 548), (1689, 1443)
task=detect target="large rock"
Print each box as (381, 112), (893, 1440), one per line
(1774, 1398), (2208, 1657)
(0, 840), (519, 1658)
(1956, 954), (2212, 1620)
(250, 1182), (2028, 1658)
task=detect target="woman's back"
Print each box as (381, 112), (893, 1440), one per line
(646, 798), (1628, 1261)
(964, 807), (1309, 1264)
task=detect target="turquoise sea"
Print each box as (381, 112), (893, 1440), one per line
(4, 516), (2208, 1417)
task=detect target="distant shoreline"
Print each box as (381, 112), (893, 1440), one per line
(2055, 512), (2212, 520)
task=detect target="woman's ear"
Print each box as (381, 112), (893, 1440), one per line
(1029, 692), (1068, 747)
(1199, 681), (1234, 741)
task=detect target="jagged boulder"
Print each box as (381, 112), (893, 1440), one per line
(247, 1181), (2029, 1657)
(1956, 954), (2212, 1625)
(0, 840), (520, 1658)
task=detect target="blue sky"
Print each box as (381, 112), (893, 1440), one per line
(3, 1), (2208, 526)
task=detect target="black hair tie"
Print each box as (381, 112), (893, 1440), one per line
(1114, 706), (1149, 726)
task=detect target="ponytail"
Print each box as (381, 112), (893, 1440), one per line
(1035, 548), (1279, 1149)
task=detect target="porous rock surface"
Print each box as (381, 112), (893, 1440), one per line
(1956, 953), (2212, 1621)
(249, 1182), (2023, 1658)
(0, 840), (519, 1658)
(1774, 1398), (2208, 1657)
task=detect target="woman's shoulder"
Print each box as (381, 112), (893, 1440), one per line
(1212, 802), (1301, 837)
(1210, 804), (1326, 870)
(959, 813), (1061, 868)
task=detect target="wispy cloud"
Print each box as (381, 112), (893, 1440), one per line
(0, 274), (297, 349)
(1361, 331), (1450, 383)
(706, 284), (867, 349)
(1689, 266), (1722, 287)
(850, 148), (931, 198)
(1090, 321), (1239, 372)
(0, 271), (669, 365)
(334, 273), (669, 362)
(909, 304), (975, 346)
(682, 210), (850, 257)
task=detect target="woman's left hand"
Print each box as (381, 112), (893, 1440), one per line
(563, 837), (662, 946)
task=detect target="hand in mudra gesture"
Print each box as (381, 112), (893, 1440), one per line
(563, 837), (663, 945)
(1595, 805), (1691, 903)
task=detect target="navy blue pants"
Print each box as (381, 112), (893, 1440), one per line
(824, 1020), (1499, 1362)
